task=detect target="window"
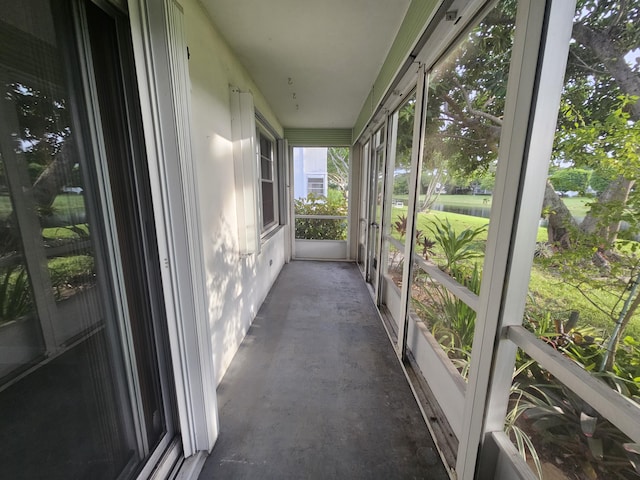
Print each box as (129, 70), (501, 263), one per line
(307, 176), (325, 195)
(258, 127), (278, 232)
(0, 2), (177, 478)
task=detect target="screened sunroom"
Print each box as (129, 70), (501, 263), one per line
(1, 0), (639, 479)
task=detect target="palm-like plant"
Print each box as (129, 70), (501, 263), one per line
(427, 218), (487, 272)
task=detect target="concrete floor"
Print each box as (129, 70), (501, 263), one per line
(199, 261), (449, 480)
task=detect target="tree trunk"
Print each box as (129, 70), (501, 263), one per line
(0, 140), (76, 251)
(572, 23), (640, 122)
(543, 180), (578, 247)
(419, 169), (444, 212)
(604, 284), (640, 371)
(32, 141), (76, 209)
(580, 175), (634, 246)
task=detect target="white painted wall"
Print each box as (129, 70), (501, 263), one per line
(182, 0), (286, 384)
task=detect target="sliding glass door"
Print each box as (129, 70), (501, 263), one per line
(0, 1), (177, 478)
(365, 128), (386, 295)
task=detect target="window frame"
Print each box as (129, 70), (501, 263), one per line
(306, 175), (326, 196)
(256, 122), (280, 235)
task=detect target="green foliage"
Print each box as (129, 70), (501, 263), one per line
(515, 307), (640, 477)
(43, 223), (90, 240)
(327, 147), (349, 193)
(392, 174), (409, 195)
(395, 96), (416, 169)
(423, 0), (515, 177)
(556, 95), (640, 175)
(507, 361), (544, 479)
(294, 193), (347, 240)
(549, 168), (592, 194)
(48, 255), (95, 300)
(412, 218), (484, 375)
(6, 82), (70, 163)
(534, 233), (640, 341)
(590, 167), (617, 195)
(515, 383), (637, 479)
(427, 218), (487, 273)
(0, 265), (33, 323)
(422, 264), (481, 362)
(28, 163), (45, 184)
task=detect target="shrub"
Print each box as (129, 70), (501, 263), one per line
(0, 265), (33, 323)
(294, 192), (347, 240)
(48, 255), (95, 299)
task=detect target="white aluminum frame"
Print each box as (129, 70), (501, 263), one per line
(457, 1), (576, 476)
(257, 123), (281, 236)
(351, 0), (635, 478)
(290, 145), (352, 261)
(128, 0), (218, 461)
(398, 67), (426, 359)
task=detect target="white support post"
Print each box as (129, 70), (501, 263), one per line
(456, 0), (576, 478)
(399, 65), (427, 359)
(128, 0), (219, 457)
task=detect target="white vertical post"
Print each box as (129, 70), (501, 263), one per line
(456, 0), (576, 478)
(399, 65), (427, 358)
(128, 0), (219, 457)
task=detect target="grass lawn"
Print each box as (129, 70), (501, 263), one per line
(528, 266), (640, 338)
(0, 193), (86, 221)
(387, 206), (639, 337)
(389, 206), (547, 243)
(393, 194), (594, 219)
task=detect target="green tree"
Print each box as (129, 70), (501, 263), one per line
(590, 167), (617, 195)
(393, 174), (409, 195)
(417, 0), (640, 369)
(327, 147), (349, 196)
(549, 168), (592, 194)
(419, 0), (640, 248)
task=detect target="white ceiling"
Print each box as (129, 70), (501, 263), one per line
(200, 0), (412, 129)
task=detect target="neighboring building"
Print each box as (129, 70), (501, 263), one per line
(293, 147), (328, 199)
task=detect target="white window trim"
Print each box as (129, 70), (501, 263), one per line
(305, 174), (326, 196)
(128, 0), (218, 460)
(256, 123), (281, 236)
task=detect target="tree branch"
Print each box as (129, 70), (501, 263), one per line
(572, 22), (640, 121)
(452, 77), (504, 126)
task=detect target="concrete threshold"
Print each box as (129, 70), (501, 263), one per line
(199, 261), (449, 480)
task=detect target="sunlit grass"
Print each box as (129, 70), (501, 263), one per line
(0, 193), (86, 221)
(393, 194), (593, 219)
(387, 206), (639, 335)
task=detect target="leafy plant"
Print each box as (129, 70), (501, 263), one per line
(416, 233), (436, 260)
(427, 218), (487, 273)
(294, 192), (347, 240)
(507, 360), (544, 479)
(517, 383), (638, 479)
(523, 304), (640, 401)
(393, 214), (408, 238)
(0, 264), (33, 323)
(413, 263), (481, 371)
